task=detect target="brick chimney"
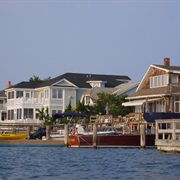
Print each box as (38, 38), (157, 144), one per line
(6, 81), (12, 88)
(164, 58), (170, 66)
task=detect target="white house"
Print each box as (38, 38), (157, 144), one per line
(1, 72), (132, 121)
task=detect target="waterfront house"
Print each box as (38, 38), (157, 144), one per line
(3, 73), (131, 122)
(122, 58), (180, 131)
(82, 81), (139, 106)
(0, 90), (7, 121)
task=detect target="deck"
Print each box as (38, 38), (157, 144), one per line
(155, 119), (180, 152)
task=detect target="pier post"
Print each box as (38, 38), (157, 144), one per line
(140, 124), (146, 148)
(27, 126), (31, 136)
(93, 124), (97, 148)
(46, 125), (50, 140)
(64, 124), (69, 147)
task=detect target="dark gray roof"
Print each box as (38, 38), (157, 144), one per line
(9, 73), (131, 89)
(9, 82), (43, 89)
(0, 90), (6, 97)
(153, 64), (180, 71)
(39, 73), (131, 88)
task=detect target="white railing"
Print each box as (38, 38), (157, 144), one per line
(13, 97), (44, 105)
(156, 119), (180, 140)
(0, 119), (42, 124)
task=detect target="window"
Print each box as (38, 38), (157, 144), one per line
(156, 100), (165, 112)
(174, 95), (180, 113)
(51, 89), (62, 99)
(16, 91), (23, 98)
(25, 92), (30, 98)
(45, 89), (49, 98)
(8, 91), (14, 99)
(171, 74), (180, 84)
(85, 96), (90, 105)
(0, 100), (3, 104)
(8, 110), (14, 120)
(35, 109), (39, 119)
(52, 110), (62, 115)
(150, 74), (168, 88)
(24, 109), (33, 119)
(17, 109), (22, 119)
(52, 89), (56, 98)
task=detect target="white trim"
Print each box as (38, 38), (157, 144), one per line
(127, 94), (166, 100)
(52, 79), (78, 88)
(122, 98), (162, 107)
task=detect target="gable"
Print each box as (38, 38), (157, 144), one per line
(137, 65), (167, 91)
(52, 79), (77, 88)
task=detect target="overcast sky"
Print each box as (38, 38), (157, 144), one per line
(0, 0), (180, 90)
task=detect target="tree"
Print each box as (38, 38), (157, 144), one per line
(65, 100), (73, 112)
(29, 75), (51, 82)
(93, 92), (132, 117)
(37, 107), (54, 126)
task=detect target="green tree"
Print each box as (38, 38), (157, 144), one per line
(93, 92), (132, 117)
(65, 100), (73, 112)
(29, 75), (51, 82)
(37, 107), (54, 125)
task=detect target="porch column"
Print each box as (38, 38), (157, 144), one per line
(22, 108), (24, 120)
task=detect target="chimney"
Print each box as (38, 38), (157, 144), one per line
(164, 58), (170, 66)
(6, 81), (12, 88)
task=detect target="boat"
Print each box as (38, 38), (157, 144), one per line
(69, 123), (155, 148)
(69, 133), (155, 148)
(0, 133), (28, 140)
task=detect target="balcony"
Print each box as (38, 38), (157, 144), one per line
(7, 97), (45, 106)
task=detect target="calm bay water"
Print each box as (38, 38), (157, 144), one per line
(0, 147), (180, 180)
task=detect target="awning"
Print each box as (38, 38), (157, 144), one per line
(122, 98), (162, 107)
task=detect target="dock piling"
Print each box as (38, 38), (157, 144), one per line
(93, 124), (97, 148)
(64, 124), (69, 147)
(46, 126), (50, 140)
(140, 124), (146, 148)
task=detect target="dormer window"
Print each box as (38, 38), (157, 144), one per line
(150, 74), (168, 88)
(86, 81), (106, 88)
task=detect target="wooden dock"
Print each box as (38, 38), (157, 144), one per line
(0, 139), (65, 147)
(155, 119), (180, 152)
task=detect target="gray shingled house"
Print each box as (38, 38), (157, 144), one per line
(122, 58), (180, 132)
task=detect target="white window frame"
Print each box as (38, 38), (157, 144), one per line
(51, 89), (62, 99)
(150, 74), (169, 88)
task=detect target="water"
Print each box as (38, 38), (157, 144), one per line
(0, 147), (180, 180)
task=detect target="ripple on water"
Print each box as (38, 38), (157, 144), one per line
(0, 147), (180, 179)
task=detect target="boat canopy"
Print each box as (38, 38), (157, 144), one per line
(143, 112), (180, 123)
(53, 112), (86, 119)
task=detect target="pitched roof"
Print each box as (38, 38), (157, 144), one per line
(84, 87), (115, 100)
(8, 82), (42, 89)
(0, 90), (6, 97)
(128, 86), (171, 99)
(153, 64), (180, 72)
(9, 73), (131, 89)
(113, 82), (139, 95)
(39, 73), (131, 88)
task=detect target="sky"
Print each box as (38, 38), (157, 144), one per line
(0, 0), (180, 90)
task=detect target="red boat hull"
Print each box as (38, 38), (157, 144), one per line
(69, 134), (155, 148)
